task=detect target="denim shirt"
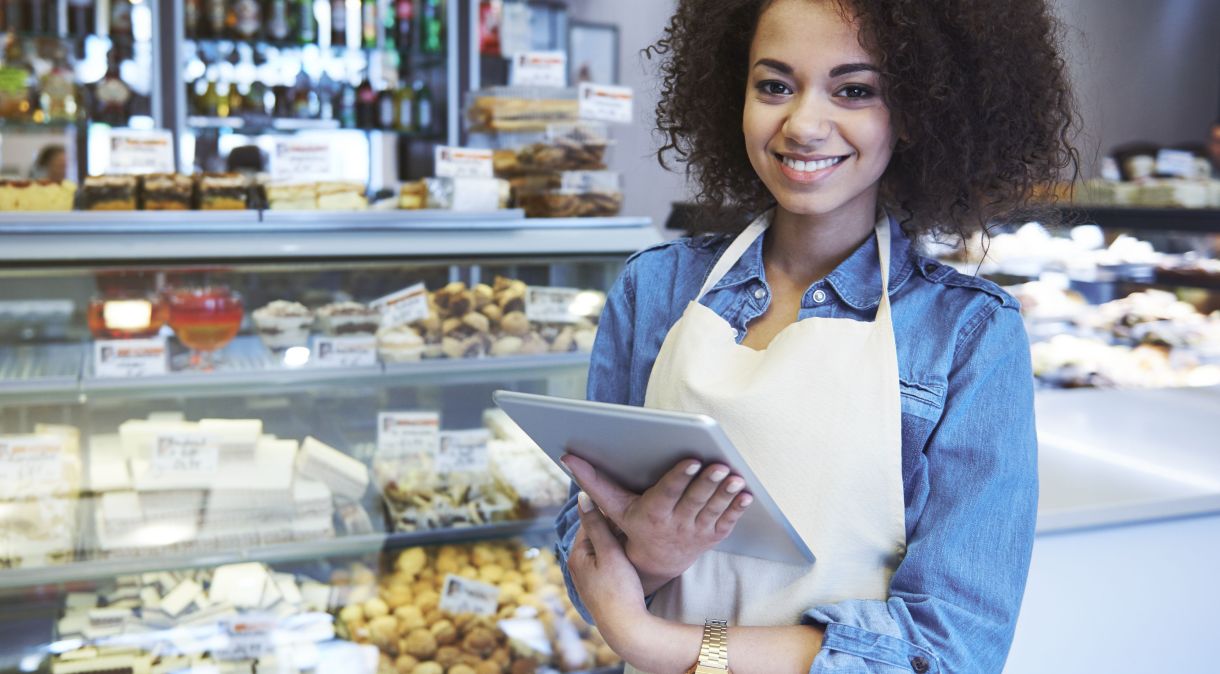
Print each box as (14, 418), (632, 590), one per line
(554, 216), (1039, 674)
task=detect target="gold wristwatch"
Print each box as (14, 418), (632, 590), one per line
(693, 618), (730, 674)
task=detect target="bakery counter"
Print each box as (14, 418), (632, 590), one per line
(1034, 386), (1220, 533)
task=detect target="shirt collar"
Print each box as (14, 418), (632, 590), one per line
(707, 212), (916, 310)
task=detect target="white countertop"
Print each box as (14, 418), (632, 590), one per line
(1034, 386), (1220, 533)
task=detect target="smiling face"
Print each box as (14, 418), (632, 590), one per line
(744, 0), (895, 225)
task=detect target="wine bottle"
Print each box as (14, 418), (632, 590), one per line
(233, 0), (262, 41)
(421, 0), (442, 54)
(110, 0), (133, 42)
(355, 70), (376, 129)
(335, 79), (356, 128)
(330, 0), (346, 49)
(361, 0), (377, 49)
(376, 74), (395, 129)
(413, 78), (433, 136)
(265, 0), (289, 42)
(184, 0), (200, 39)
(204, 0), (226, 39)
(394, 0), (412, 56)
(199, 77), (220, 117)
(393, 77), (414, 132)
(296, 0), (317, 44)
(93, 49), (133, 126)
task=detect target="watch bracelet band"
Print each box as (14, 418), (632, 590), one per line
(699, 619), (730, 670)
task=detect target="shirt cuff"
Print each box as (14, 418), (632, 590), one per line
(803, 600), (939, 674)
(553, 498), (596, 625)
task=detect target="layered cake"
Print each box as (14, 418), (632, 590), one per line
(264, 182), (317, 210)
(316, 301), (381, 335)
(316, 181), (368, 211)
(252, 300), (313, 350)
(80, 175), (137, 210)
(0, 179), (77, 211)
(140, 173), (193, 210)
(197, 173), (248, 210)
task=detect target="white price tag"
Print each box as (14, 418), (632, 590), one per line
(578, 83), (634, 123)
(313, 335), (378, 368)
(439, 574), (500, 617)
(510, 51), (567, 87)
(500, 3), (532, 57)
(151, 433), (220, 478)
(0, 435), (65, 488)
(525, 286), (582, 324)
(272, 138), (335, 181)
(214, 615), (278, 660)
(94, 337), (169, 378)
(1155, 149), (1199, 179)
(434, 146), (494, 179)
(108, 129), (175, 175)
(451, 177), (503, 211)
(435, 430), (491, 474)
(371, 283), (431, 329)
(377, 411), (441, 461)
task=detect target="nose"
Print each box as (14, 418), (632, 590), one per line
(781, 93), (834, 147)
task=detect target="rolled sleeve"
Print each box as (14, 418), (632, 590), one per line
(802, 303), (1038, 674)
(554, 265), (637, 626)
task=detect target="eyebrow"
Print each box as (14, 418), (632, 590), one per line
(752, 59), (878, 78)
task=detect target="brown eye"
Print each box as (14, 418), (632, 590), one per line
(838, 85), (874, 99)
(757, 80), (792, 96)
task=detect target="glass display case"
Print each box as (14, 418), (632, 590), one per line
(0, 211), (658, 674)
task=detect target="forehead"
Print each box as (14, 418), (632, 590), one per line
(750, 0), (872, 68)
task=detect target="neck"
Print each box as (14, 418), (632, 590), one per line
(764, 197), (880, 290)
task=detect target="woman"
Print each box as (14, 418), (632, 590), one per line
(555, 0), (1077, 673)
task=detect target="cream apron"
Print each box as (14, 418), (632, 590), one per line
(628, 212), (907, 673)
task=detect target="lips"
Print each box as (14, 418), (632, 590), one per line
(774, 152), (849, 183)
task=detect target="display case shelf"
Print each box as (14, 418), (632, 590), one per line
(1064, 206), (1220, 234)
(0, 337), (591, 403)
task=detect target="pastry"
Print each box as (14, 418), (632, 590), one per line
(296, 436), (370, 501)
(467, 94), (580, 132)
(197, 173), (249, 210)
(398, 181), (426, 210)
(316, 301), (382, 336)
(0, 179), (77, 211)
(140, 173), (193, 210)
(317, 181), (369, 211)
(252, 300), (314, 351)
(80, 175), (137, 210)
(265, 182), (318, 210)
(377, 325), (426, 363)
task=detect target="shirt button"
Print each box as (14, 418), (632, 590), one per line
(924, 263), (937, 274)
(753, 288), (766, 300)
(811, 289), (828, 304)
(911, 656), (930, 673)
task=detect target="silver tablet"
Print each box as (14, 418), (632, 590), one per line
(492, 390), (814, 566)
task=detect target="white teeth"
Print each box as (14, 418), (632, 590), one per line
(781, 155), (843, 173)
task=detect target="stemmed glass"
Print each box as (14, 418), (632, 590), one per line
(167, 285), (244, 371)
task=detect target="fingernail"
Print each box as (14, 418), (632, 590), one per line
(709, 468), (729, 483)
(578, 492), (594, 513)
(725, 479), (744, 494)
(685, 462), (701, 476)
(739, 494), (753, 507)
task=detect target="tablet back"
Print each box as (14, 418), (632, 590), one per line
(493, 390), (814, 565)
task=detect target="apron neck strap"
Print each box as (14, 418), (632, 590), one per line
(697, 210), (894, 305)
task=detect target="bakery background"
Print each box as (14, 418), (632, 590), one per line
(0, 1), (1217, 674)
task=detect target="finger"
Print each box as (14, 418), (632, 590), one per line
(578, 492), (623, 559)
(713, 492), (754, 540)
(674, 464), (731, 520)
(569, 524), (593, 576)
(562, 454), (634, 525)
(642, 458), (704, 511)
(695, 473), (745, 527)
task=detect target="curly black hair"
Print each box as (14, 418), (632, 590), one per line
(646, 0), (1080, 240)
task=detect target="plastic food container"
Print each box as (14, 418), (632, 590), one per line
(465, 86), (580, 133)
(493, 122), (612, 175)
(514, 170), (623, 218)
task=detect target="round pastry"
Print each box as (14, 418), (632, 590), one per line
(365, 598), (390, 619)
(435, 645), (463, 669)
(442, 317), (464, 336)
(396, 605), (427, 632)
(431, 619), (457, 645)
(480, 304), (503, 323)
(369, 616), (399, 649)
(550, 327), (575, 353)
(410, 663), (443, 674)
(398, 548), (427, 576)
(490, 336), (523, 357)
(463, 627), (498, 658)
(252, 300), (314, 350)
(508, 658), (537, 674)
(378, 325), (426, 363)
(500, 312), (530, 337)
(449, 665), (477, 674)
(474, 662), (502, 674)
(473, 284), (494, 309)
(394, 655), (419, 674)
(463, 312), (491, 334)
(403, 628), (438, 659)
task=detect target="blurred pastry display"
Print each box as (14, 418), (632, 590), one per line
(0, 426), (83, 568)
(483, 409), (569, 510)
(398, 181), (427, 210)
(197, 173), (249, 210)
(317, 301), (382, 336)
(380, 467), (520, 532)
(140, 173), (194, 210)
(0, 179), (77, 211)
(337, 542), (620, 672)
(377, 324), (426, 363)
(265, 181), (369, 211)
(514, 171), (623, 218)
(493, 123), (611, 176)
(252, 300), (314, 351)
(80, 175), (138, 210)
(466, 87), (580, 133)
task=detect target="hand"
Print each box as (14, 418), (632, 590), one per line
(562, 454), (753, 594)
(567, 492), (653, 651)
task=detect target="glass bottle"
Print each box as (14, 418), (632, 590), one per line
(245, 79), (270, 117)
(355, 69), (376, 129)
(421, 0), (442, 54)
(266, 0), (289, 42)
(334, 78), (356, 128)
(394, 0), (413, 56)
(0, 32), (32, 121)
(330, 0), (346, 49)
(393, 73), (414, 132)
(184, 0), (200, 39)
(293, 69), (318, 118)
(317, 70), (335, 119)
(376, 72), (395, 129)
(198, 75), (220, 116)
(93, 49), (132, 126)
(413, 78), (433, 136)
(39, 49), (80, 123)
(296, 0), (317, 44)
(361, 0), (377, 49)
(110, 0), (133, 42)
(233, 0), (262, 41)
(227, 81), (245, 119)
(204, 0), (226, 40)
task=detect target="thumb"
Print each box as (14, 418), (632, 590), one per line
(563, 454), (633, 525)
(578, 492), (622, 559)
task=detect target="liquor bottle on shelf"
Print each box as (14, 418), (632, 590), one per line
(394, 0), (413, 56)
(0, 32), (32, 121)
(362, 0), (377, 49)
(110, 0), (133, 42)
(244, 79), (270, 117)
(393, 73), (414, 132)
(296, 0), (317, 44)
(334, 78), (356, 127)
(204, 0), (226, 40)
(270, 83), (290, 117)
(39, 48), (81, 123)
(293, 69), (319, 118)
(93, 49), (132, 126)
(421, 0), (443, 54)
(317, 70), (335, 119)
(227, 82), (245, 119)
(266, 0), (290, 42)
(377, 72), (395, 130)
(184, 0), (201, 39)
(330, 0), (347, 49)
(233, 0), (262, 41)
(355, 69), (376, 129)
(413, 78), (434, 136)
